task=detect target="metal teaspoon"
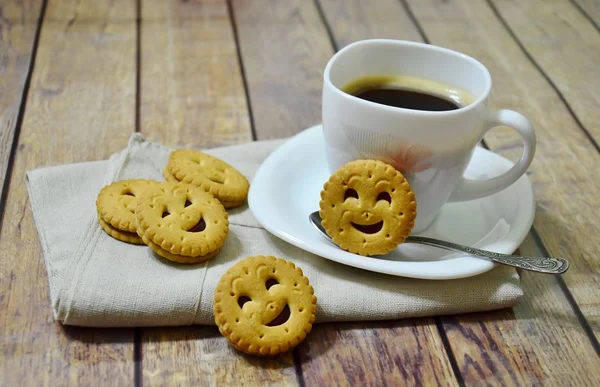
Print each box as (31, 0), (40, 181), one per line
(309, 211), (569, 274)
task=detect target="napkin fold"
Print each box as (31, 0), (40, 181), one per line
(26, 133), (522, 327)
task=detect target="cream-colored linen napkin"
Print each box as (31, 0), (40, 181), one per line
(26, 133), (522, 327)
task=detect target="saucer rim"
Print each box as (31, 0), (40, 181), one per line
(248, 124), (535, 280)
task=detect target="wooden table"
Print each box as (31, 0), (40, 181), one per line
(2, 0), (600, 385)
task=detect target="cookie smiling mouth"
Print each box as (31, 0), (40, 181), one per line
(265, 304), (291, 327)
(351, 220), (384, 234)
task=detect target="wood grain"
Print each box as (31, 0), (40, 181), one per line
(231, 0), (457, 384)
(297, 318), (457, 387)
(140, 0), (251, 148)
(0, 0), (43, 206)
(2, 0), (597, 385)
(442, 235), (600, 386)
(406, 0), (600, 372)
(317, 0), (424, 48)
(139, 1), (297, 385)
(572, 0), (600, 27)
(319, 0), (600, 384)
(489, 0), (600, 144)
(0, 0), (136, 385)
(231, 0), (333, 139)
(142, 327), (298, 386)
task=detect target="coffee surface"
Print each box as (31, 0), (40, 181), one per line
(354, 88), (459, 111)
(341, 75), (474, 112)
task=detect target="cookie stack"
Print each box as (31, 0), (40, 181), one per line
(97, 179), (158, 245)
(95, 149), (250, 264)
(95, 148), (319, 357)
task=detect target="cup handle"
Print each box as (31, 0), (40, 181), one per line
(448, 109), (536, 202)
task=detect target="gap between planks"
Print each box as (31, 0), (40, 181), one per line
(0, 0), (48, 233)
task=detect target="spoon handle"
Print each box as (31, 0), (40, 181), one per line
(405, 236), (569, 274)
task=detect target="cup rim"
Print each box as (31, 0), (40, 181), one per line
(323, 39), (492, 116)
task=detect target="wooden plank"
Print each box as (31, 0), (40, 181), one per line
(232, 0), (457, 384)
(317, 0), (424, 48)
(142, 327), (298, 386)
(442, 235), (600, 386)
(0, 0), (43, 206)
(488, 0), (600, 144)
(0, 0), (136, 385)
(231, 0), (333, 139)
(404, 0), (600, 378)
(140, 0), (251, 148)
(572, 0), (600, 27)
(297, 318), (457, 386)
(319, 0), (600, 384)
(138, 1), (297, 385)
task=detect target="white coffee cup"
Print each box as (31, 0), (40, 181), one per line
(322, 39), (536, 233)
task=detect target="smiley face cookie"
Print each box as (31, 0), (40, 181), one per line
(213, 256), (317, 356)
(96, 179), (158, 244)
(319, 159), (417, 256)
(135, 182), (229, 264)
(165, 149), (249, 209)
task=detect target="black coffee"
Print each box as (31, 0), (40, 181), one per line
(341, 75), (473, 112)
(353, 87), (460, 111)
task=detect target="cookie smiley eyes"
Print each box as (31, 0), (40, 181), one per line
(235, 278), (289, 326)
(265, 278), (279, 290)
(238, 296), (251, 308)
(236, 277), (279, 309)
(344, 189), (391, 203)
(344, 188), (359, 201)
(376, 191), (392, 204)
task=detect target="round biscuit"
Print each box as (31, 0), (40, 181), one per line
(319, 159), (416, 256)
(96, 179), (159, 233)
(213, 256), (317, 356)
(166, 149), (249, 208)
(135, 182), (229, 258)
(163, 166), (243, 209)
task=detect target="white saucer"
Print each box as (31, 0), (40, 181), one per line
(248, 125), (535, 280)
